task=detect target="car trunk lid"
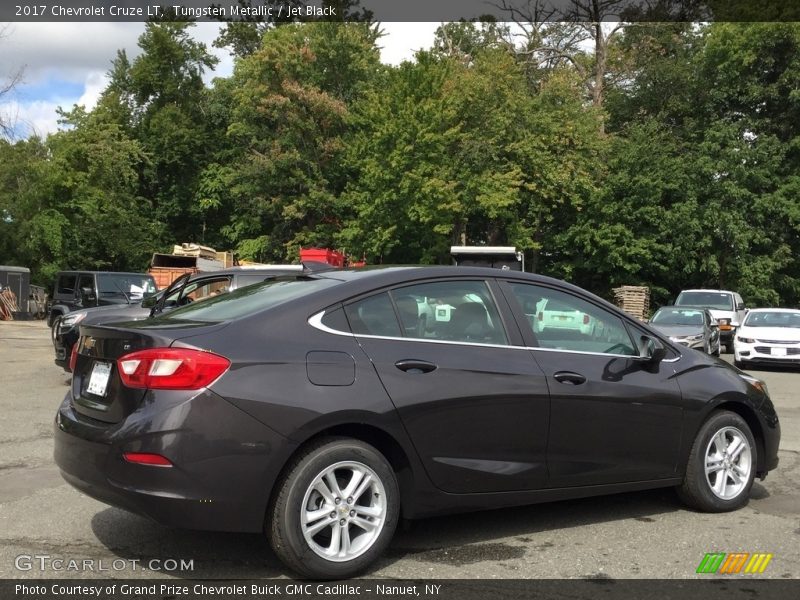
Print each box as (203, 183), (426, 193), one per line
(71, 320), (227, 424)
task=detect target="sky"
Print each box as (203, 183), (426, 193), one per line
(0, 21), (440, 138)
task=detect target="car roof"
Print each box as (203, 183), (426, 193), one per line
(655, 305), (707, 311)
(678, 289), (736, 293)
(190, 265), (303, 278)
(745, 308), (800, 314)
(313, 266), (597, 298)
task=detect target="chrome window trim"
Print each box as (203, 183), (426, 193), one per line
(309, 310), (678, 361)
(308, 310), (514, 350)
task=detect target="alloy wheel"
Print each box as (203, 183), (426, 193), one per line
(300, 461), (387, 562)
(704, 426), (752, 500)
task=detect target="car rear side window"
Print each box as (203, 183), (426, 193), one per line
(345, 293), (401, 337)
(321, 305), (349, 332)
(389, 280), (508, 345)
(343, 281), (509, 345)
(509, 283), (636, 356)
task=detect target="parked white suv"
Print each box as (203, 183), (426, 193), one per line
(674, 289), (747, 353)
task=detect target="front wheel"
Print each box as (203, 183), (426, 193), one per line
(677, 411), (756, 512)
(268, 438), (399, 579)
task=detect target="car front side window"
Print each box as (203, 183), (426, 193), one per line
(508, 283), (636, 356)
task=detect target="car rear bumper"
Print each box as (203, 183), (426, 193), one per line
(54, 390), (294, 533)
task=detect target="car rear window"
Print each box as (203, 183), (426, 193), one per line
(543, 299), (577, 312)
(155, 277), (340, 322)
(675, 291), (734, 311)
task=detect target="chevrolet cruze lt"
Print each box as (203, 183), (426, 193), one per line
(54, 267), (780, 578)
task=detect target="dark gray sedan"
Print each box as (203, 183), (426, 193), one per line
(54, 268), (779, 579)
(650, 306), (721, 355)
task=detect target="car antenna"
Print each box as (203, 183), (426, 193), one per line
(302, 261), (339, 274)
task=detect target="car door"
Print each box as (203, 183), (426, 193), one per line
(500, 281), (684, 488)
(344, 279), (550, 494)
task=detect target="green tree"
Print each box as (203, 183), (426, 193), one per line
(221, 22), (381, 262)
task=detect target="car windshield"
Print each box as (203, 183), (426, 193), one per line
(743, 311), (800, 328)
(651, 308), (704, 326)
(154, 277), (340, 322)
(97, 274), (157, 300)
(675, 291), (734, 311)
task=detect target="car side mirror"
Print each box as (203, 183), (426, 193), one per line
(638, 335), (667, 363)
(80, 286), (96, 302)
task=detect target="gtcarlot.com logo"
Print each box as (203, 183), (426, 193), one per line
(696, 552), (773, 574)
(15, 554), (194, 572)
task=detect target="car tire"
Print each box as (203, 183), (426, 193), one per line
(268, 437), (399, 579)
(725, 342), (734, 354)
(677, 411), (757, 512)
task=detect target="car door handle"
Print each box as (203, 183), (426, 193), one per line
(553, 371), (586, 385)
(395, 359), (437, 374)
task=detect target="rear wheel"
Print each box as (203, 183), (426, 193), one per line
(268, 438), (399, 579)
(677, 411), (756, 512)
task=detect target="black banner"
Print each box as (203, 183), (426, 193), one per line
(2, 0), (800, 23)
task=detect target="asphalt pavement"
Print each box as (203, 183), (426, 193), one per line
(0, 320), (797, 580)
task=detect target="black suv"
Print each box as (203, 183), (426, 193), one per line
(52, 266), (307, 370)
(48, 271), (158, 327)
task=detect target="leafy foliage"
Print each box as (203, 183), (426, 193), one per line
(2, 21), (800, 309)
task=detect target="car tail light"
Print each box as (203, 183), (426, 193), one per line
(117, 348), (230, 390)
(583, 314), (590, 325)
(69, 346), (78, 371)
(537, 312), (543, 322)
(123, 452), (173, 467)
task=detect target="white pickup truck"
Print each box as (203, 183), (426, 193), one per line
(674, 289), (747, 353)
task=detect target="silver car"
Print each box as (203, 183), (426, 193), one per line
(650, 306), (721, 355)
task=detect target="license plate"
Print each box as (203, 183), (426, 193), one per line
(772, 347), (787, 357)
(557, 315), (572, 321)
(86, 361), (112, 396)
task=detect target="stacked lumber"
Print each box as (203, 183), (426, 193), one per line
(172, 243), (218, 260)
(612, 285), (650, 321)
(0, 288), (20, 320)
